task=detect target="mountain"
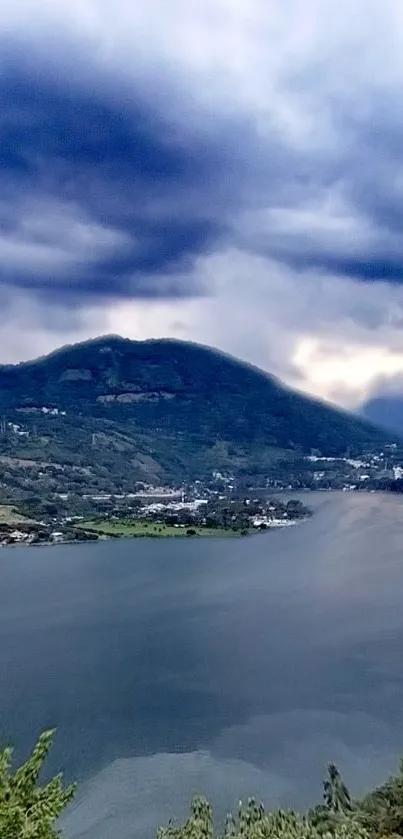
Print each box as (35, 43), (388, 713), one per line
(0, 336), (394, 498)
(362, 394), (403, 437)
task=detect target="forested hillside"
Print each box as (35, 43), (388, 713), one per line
(0, 336), (394, 497)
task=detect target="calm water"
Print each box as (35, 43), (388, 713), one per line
(2, 492), (403, 837)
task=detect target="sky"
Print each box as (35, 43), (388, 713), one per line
(1, 0), (403, 409)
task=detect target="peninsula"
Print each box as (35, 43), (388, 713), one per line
(0, 494), (311, 546)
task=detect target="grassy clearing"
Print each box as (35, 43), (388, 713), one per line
(77, 519), (244, 538)
(0, 505), (32, 525)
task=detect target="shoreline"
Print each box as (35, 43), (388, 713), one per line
(0, 515), (309, 549)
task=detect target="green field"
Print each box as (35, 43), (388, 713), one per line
(77, 519), (246, 538)
(0, 505), (33, 525)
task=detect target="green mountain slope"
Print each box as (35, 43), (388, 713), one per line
(0, 336), (394, 496)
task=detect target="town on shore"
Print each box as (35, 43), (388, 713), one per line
(3, 441), (403, 547)
(0, 482), (311, 547)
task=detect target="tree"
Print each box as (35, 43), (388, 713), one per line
(310, 764), (356, 835)
(358, 758), (403, 836)
(0, 730), (76, 839)
(323, 764), (352, 815)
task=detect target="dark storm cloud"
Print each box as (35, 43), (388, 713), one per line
(0, 41), (244, 303)
(323, 101), (403, 283)
(236, 93), (403, 285)
(2, 35), (403, 311)
(271, 253), (403, 283)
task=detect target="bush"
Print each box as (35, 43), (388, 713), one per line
(158, 796), (370, 839)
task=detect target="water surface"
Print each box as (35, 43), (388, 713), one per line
(1, 492), (403, 837)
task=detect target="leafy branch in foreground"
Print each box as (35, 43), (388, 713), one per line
(0, 730), (76, 839)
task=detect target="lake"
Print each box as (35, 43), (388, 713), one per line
(1, 491), (403, 838)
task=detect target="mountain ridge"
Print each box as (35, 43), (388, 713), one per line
(0, 336), (396, 498)
(0, 334), (287, 392)
(0, 333), (388, 423)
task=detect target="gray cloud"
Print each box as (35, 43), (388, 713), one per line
(0, 38), (256, 304)
(1, 2), (403, 405)
(2, 15), (403, 311)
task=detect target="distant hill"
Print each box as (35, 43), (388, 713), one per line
(362, 394), (403, 437)
(0, 336), (394, 496)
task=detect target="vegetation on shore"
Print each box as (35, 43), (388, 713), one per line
(77, 518), (239, 538)
(4, 731), (403, 839)
(76, 497), (309, 540)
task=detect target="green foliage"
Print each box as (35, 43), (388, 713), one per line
(0, 730), (76, 839)
(77, 518), (231, 538)
(158, 796), (369, 839)
(357, 759), (403, 836)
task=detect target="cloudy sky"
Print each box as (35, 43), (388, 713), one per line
(1, 0), (403, 408)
